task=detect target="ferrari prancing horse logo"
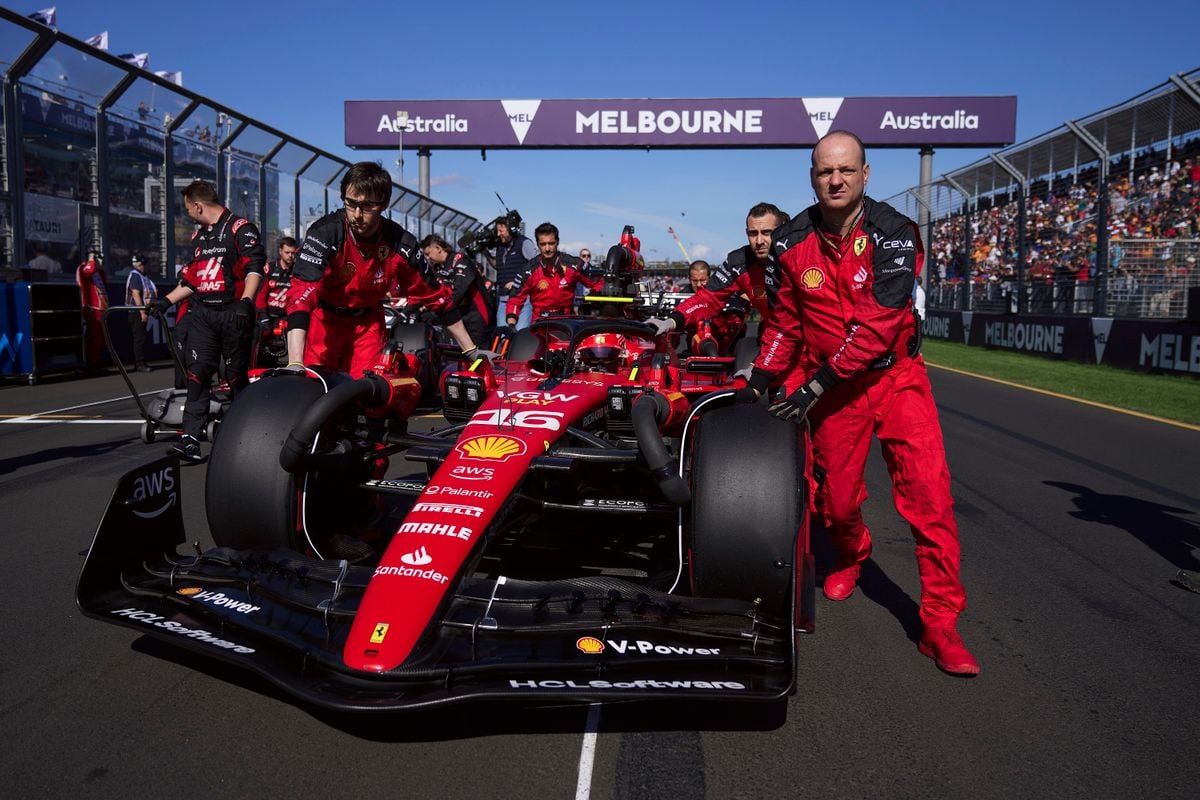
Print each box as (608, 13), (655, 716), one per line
(853, 235), (868, 256)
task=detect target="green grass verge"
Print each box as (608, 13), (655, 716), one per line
(921, 339), (1200, 426)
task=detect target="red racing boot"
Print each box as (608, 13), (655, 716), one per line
(918, 626), (980, 676)
(822, 562), (862, 601)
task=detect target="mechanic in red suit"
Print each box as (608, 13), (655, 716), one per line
(503, 222), (603, 328)
(285, 162), (485, 376)
(739, 130), (978, 676)
(75, 252), (109, 371)
(647, 202), (790, 353)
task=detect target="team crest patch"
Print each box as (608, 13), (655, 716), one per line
(752, 286), (766, 298)
(536, 280), (549, 291)
(853, 236), (868, 256)
(377, 245), (391, 260)
(801, 267), (825, 290)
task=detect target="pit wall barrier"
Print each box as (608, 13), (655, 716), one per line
(923, 310), (1200, 377)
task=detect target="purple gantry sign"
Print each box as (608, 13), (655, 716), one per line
(346, 97), (1016, 150)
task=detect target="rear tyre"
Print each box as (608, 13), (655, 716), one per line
(688, 403), (806, 616)
(140, 420), (155, 444)
(390, 322), (437, 404)
(205, 373), (327, 551)
(733, 338), (759, 373)
(506, 329), (541, 362)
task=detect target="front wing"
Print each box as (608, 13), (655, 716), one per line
(77, 457), (796, 712)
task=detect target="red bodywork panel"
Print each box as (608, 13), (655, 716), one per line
(344, 375), (611, 672)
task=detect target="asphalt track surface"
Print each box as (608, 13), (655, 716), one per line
(1, 363), (1197, 799)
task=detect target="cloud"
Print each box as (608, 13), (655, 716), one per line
(690, 244), (712, 258)
(430, 173), (472, 188)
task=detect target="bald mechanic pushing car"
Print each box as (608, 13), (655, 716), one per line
(739, 130), (979, 676)
(285, 162), (487, 375)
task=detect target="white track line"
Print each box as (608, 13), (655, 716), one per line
(2, 390), (162, 423)
(575, 703), (602, 800)
(1, 418), (143, 425)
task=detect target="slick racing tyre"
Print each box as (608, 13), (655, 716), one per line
(389, 322), (438, 404)
(205, 373), (326, 551)
(505, 329), (541, 363)
(688, 403), (806, 615)
(733, 338), (759, 374)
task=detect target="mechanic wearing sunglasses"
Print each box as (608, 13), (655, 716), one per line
(285, 162), (486, 376)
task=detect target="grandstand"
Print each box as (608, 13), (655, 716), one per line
(0, 9), (480, 282)
(885, 69), (1200, 320)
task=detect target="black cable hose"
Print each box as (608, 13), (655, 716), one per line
(631, 392), (691, 506)
(279, 375), (390, 473)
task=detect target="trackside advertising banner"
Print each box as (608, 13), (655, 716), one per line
(345, 97), (1017, 149)
(923, 311), (1200, 376)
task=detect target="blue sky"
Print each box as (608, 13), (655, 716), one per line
(24, 0), (1200, 263)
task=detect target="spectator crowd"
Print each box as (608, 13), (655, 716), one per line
(928, 141), (1200, 317)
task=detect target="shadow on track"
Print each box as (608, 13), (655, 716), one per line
(0, 435), (133, 476)
(812, 523), (923, 643)
(132, 638), (788, 742)
(1045, 481), (1200, 572)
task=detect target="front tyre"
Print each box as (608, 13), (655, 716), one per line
(688, 403), (807, 616)
(204, 373), (325, 550)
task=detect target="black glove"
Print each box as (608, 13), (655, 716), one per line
(767, 365), (839, 423)
(734, 367), (772, 403)
(463, 347), (500, 363)
(148, 298), (172, 316)
(234, 297), (255, 329)
(500, 322), (517, 338)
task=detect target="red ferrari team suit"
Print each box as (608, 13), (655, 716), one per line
(177, 209), (266, 438)
(669, 245), (766, 354)
(505, 254), (603, 321)
(75, 259), (109, 368)
(286, 210), (457, 378)
(755, 197), (965, 628)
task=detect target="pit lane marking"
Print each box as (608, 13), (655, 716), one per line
(925, 362), (1200, 432)
(0, 418), (143, 425)
(575, 703), (602, 800)
(0, 390), (163, 423)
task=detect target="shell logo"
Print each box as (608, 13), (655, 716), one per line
(457, 434), (527, 461)
(176, 587), (202, 596)
(801, 267), (825, 290)
(752, 286), (766, 298)
(536, 280), (549, 291)
(576, 636), (605, 654)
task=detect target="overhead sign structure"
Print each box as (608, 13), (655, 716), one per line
(346, 97), (1017, 150)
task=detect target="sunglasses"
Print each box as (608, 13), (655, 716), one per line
(343, 197), (386, 212)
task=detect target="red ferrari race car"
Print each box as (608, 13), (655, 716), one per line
(78, 305), (812, 712)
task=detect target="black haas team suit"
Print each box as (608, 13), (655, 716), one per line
(255, 258), (292, 319)
(178, 209), (265, 439)
(435, 251), (493, 346)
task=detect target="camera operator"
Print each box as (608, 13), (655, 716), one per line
(487, 215), (537, 330)
(420, 233), (493, 348)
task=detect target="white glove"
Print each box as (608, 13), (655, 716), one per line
(647, 317), (676, 337)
